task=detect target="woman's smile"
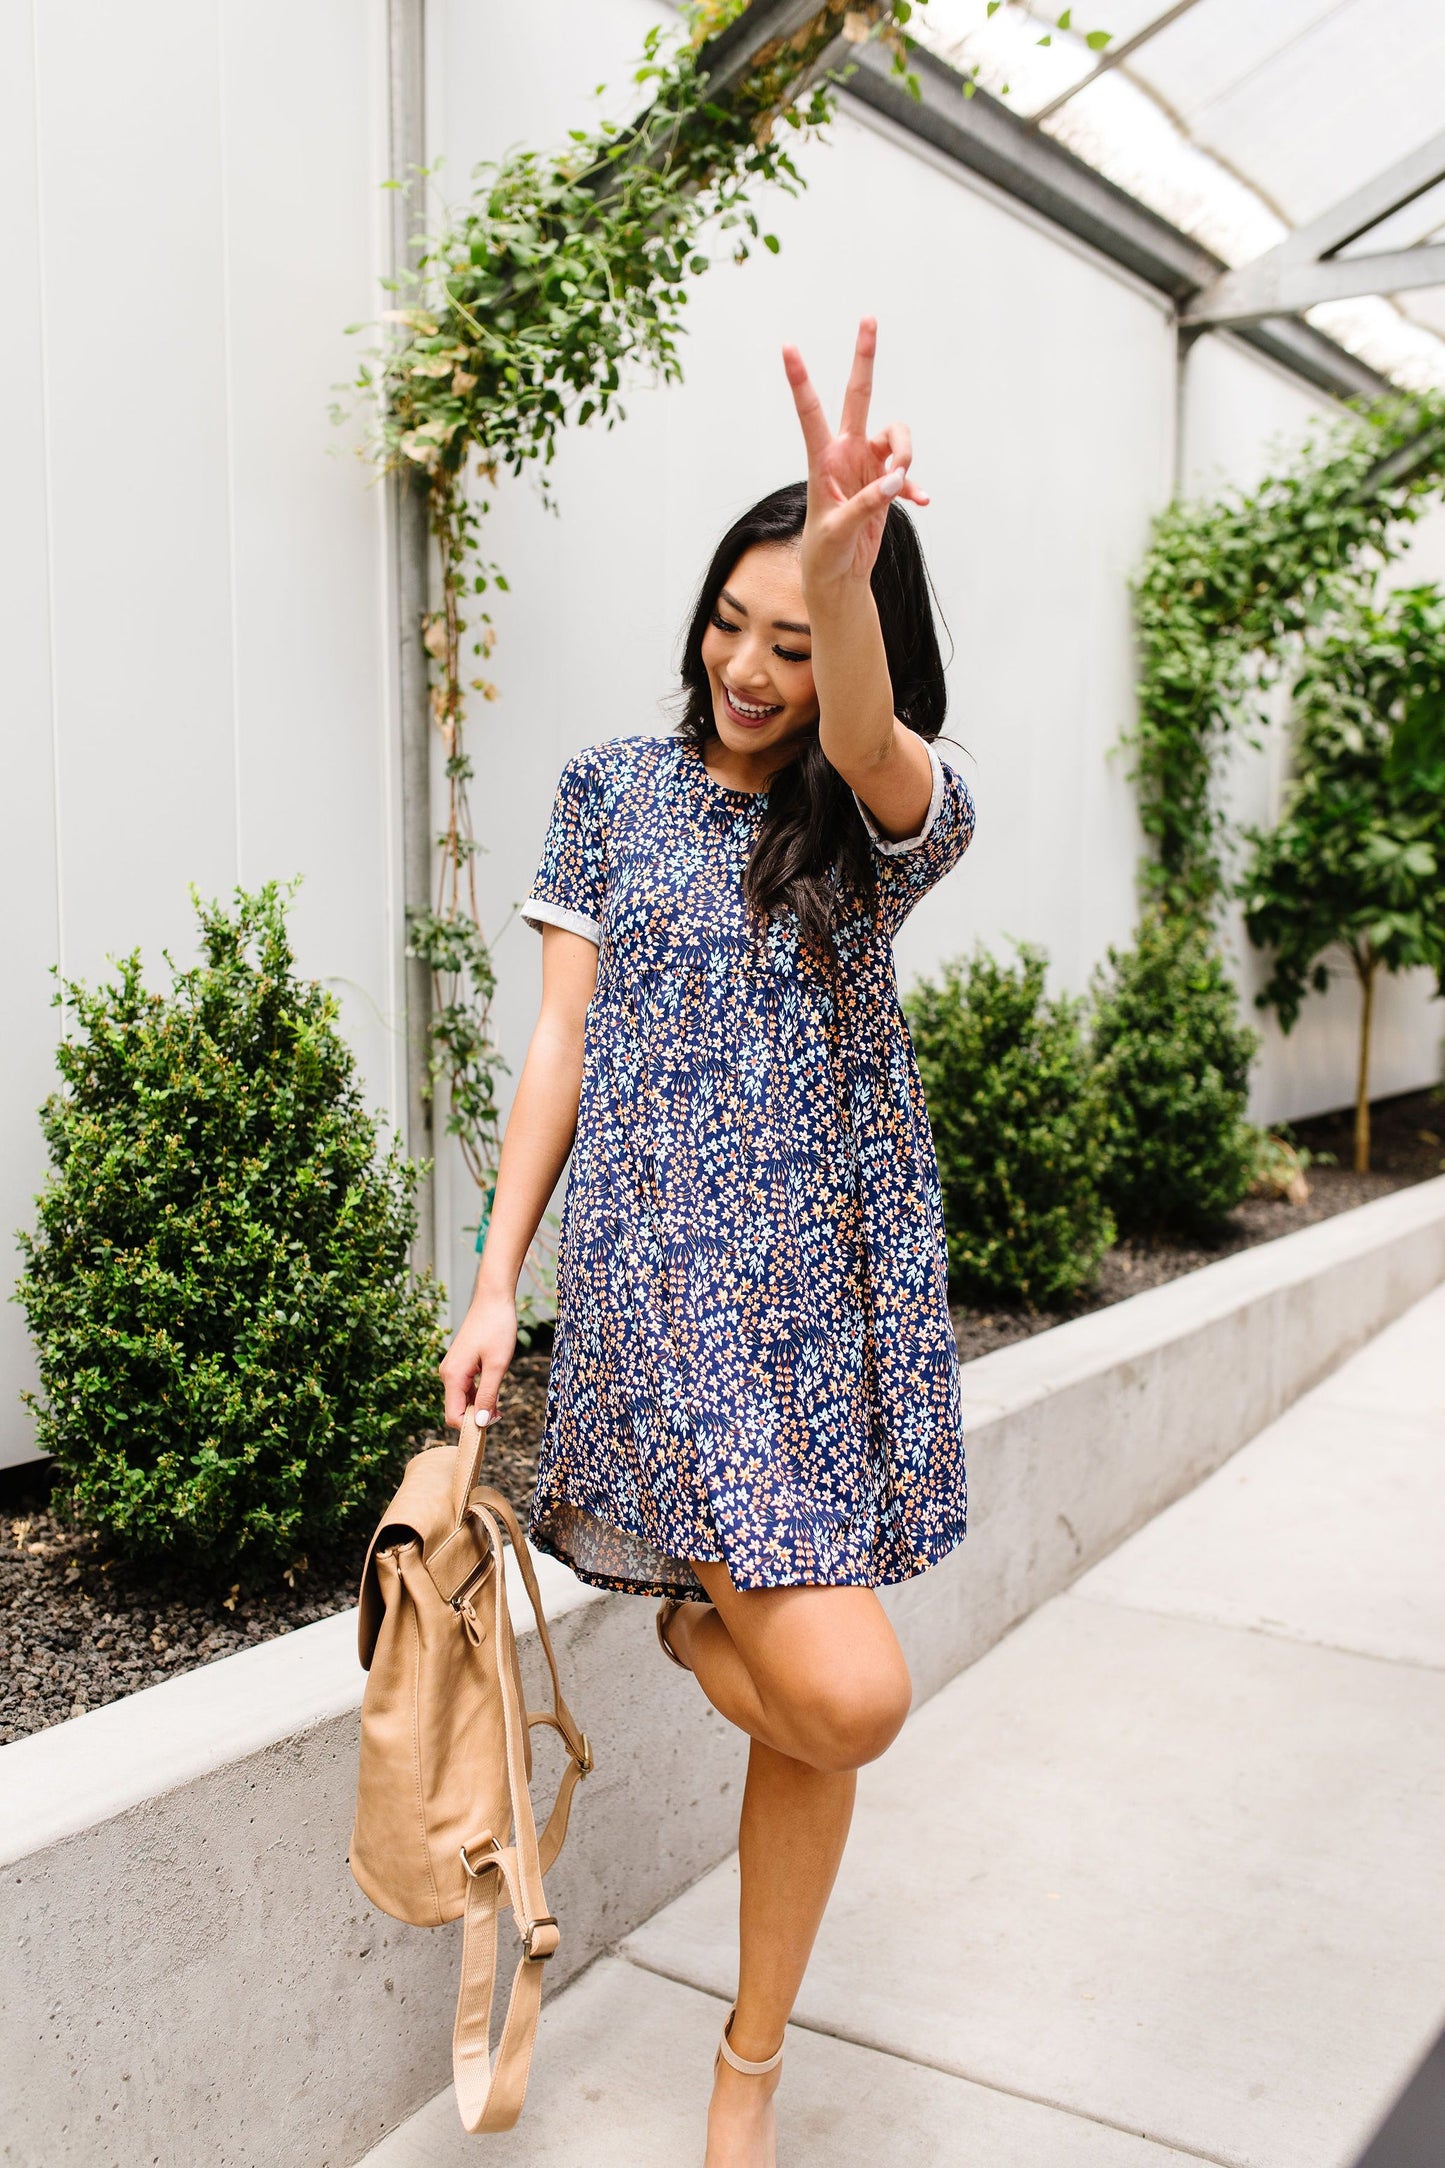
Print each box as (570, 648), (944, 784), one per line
(722, 682), (785, 727)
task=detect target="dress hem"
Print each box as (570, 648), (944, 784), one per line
(526, 1504), (967, 1604)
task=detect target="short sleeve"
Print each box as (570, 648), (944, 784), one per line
(519, 749), (608, 945)
(852, 740), (977, 935)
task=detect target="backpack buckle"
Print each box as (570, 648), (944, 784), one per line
(522, 1914), (559, 1962)
(458, 1836), (500, 1881)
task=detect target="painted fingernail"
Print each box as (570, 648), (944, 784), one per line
(880, 469), (905, 497)
(475, 1407), (490, 1426)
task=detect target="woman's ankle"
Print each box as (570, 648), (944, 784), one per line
(722, 2005), (786, 2065)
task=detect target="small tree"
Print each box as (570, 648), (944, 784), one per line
(16, 884), (445, 1574)
(1091, 911), (1259, 1236)
(906, 945), (1115, 1309)
(1242, 585), (1445, 1171)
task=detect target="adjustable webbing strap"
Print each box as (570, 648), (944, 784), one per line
(447, 1496), (591, 2134)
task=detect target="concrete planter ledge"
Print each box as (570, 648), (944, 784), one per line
(0, 1550), (601, 1872)
(3, 1176), (1443, 2168)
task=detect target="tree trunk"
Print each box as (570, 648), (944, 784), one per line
(1353, 951), (1376, 1175)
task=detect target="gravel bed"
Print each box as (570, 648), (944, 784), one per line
(3, 1087), (1439, 1745)
(0, 1351), (553, 1749)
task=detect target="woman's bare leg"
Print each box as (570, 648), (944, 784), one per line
(669, 1562), (912, 2167)
(669, 1567), (911, 1773)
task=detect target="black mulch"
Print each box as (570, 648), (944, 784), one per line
(3, 1085), (1439, 1745)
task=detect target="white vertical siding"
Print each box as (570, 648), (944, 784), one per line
(0, 0), (398, 1465)
(0, 3), (64, 1467)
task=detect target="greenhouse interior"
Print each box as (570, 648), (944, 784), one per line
(2, 4), (1443, 2166)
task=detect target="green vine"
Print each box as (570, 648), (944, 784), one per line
(1127, 390), (1445, 917)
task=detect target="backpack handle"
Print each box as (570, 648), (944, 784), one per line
(451, 1406), (489, 1527)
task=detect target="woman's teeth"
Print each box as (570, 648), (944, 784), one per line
(726, 686), (782, 720)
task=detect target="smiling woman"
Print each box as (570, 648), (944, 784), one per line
(440, 318), (977, 2164)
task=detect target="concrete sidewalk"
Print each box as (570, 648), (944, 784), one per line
(363, 1286), (1445, 2168)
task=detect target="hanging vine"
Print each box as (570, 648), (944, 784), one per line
(1125, 388), (1445, 918)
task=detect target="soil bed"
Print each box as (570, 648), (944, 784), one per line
(3, 1086), (1439, 1746)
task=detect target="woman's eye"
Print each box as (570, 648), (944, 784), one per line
(774, 647), (809, 664)
(710, 611), (738, 634)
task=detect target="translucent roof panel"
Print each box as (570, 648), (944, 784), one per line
(915, 0), (1445, 390)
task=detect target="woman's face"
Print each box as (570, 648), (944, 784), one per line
(699, 543), (818, 763)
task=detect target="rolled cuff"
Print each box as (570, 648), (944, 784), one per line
(519, 896), (601, 944)
(851, 740), (946, 856)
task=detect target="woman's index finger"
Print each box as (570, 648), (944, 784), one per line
(782, 343), (832, 466)
(839, 315), (877, 439)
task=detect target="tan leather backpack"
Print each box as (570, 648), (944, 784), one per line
(349, 1412), (593, 2134)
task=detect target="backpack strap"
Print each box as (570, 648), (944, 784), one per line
(448, 1496), (593, 2134)
(476, 1483), (592, 1855)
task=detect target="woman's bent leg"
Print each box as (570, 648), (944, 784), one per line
(673, 1560), (912, 1774)
(702, 1738), (856, 2168)
(676, 1562), (913, 2165)
(736, 1736), (856, 2052)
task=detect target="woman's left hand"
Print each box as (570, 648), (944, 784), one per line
(783, 315), (929, 591)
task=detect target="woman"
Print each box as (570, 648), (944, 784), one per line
(441, 317), (976, 2166)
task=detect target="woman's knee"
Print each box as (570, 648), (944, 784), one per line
(787, 1658), (913, 1773)
(694, 1569), (914, 1771)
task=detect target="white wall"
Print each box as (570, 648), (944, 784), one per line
(4, 0), (1441, 1462)
(0, 0), (402, 1464)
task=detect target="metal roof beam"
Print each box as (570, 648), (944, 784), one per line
(842, 40), (1392, 403)
(1288, 126), (1445, 262)
(695, 0), (840, 98)
(1185, 243), (1445, 324)
(1183, 128), (1445, 327)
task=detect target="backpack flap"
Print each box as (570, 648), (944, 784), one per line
(357, 1443), (464, 1668)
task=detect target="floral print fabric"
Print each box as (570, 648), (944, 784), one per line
(518, 732), (976, 1600)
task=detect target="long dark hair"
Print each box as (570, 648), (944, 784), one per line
(674, 480), (950, 956)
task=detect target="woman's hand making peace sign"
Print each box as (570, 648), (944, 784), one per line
(777, 313), (937, 836)
(782, 315), (929, 592)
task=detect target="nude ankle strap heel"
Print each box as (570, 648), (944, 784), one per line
(716, 2005), (785, 2076)
(655, 1597), (691, 1672)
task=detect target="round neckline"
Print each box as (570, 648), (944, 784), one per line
(681, 737), (771, 802)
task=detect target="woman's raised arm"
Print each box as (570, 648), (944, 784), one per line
(783, 315), (936, 843)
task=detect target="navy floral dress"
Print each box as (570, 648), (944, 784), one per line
(518, 732), (976, 1601)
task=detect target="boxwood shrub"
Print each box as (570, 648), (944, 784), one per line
(16, 883), (444, 1574)
(1090, 911), (1259, 1236)
(906, 943), (1115, 1309)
